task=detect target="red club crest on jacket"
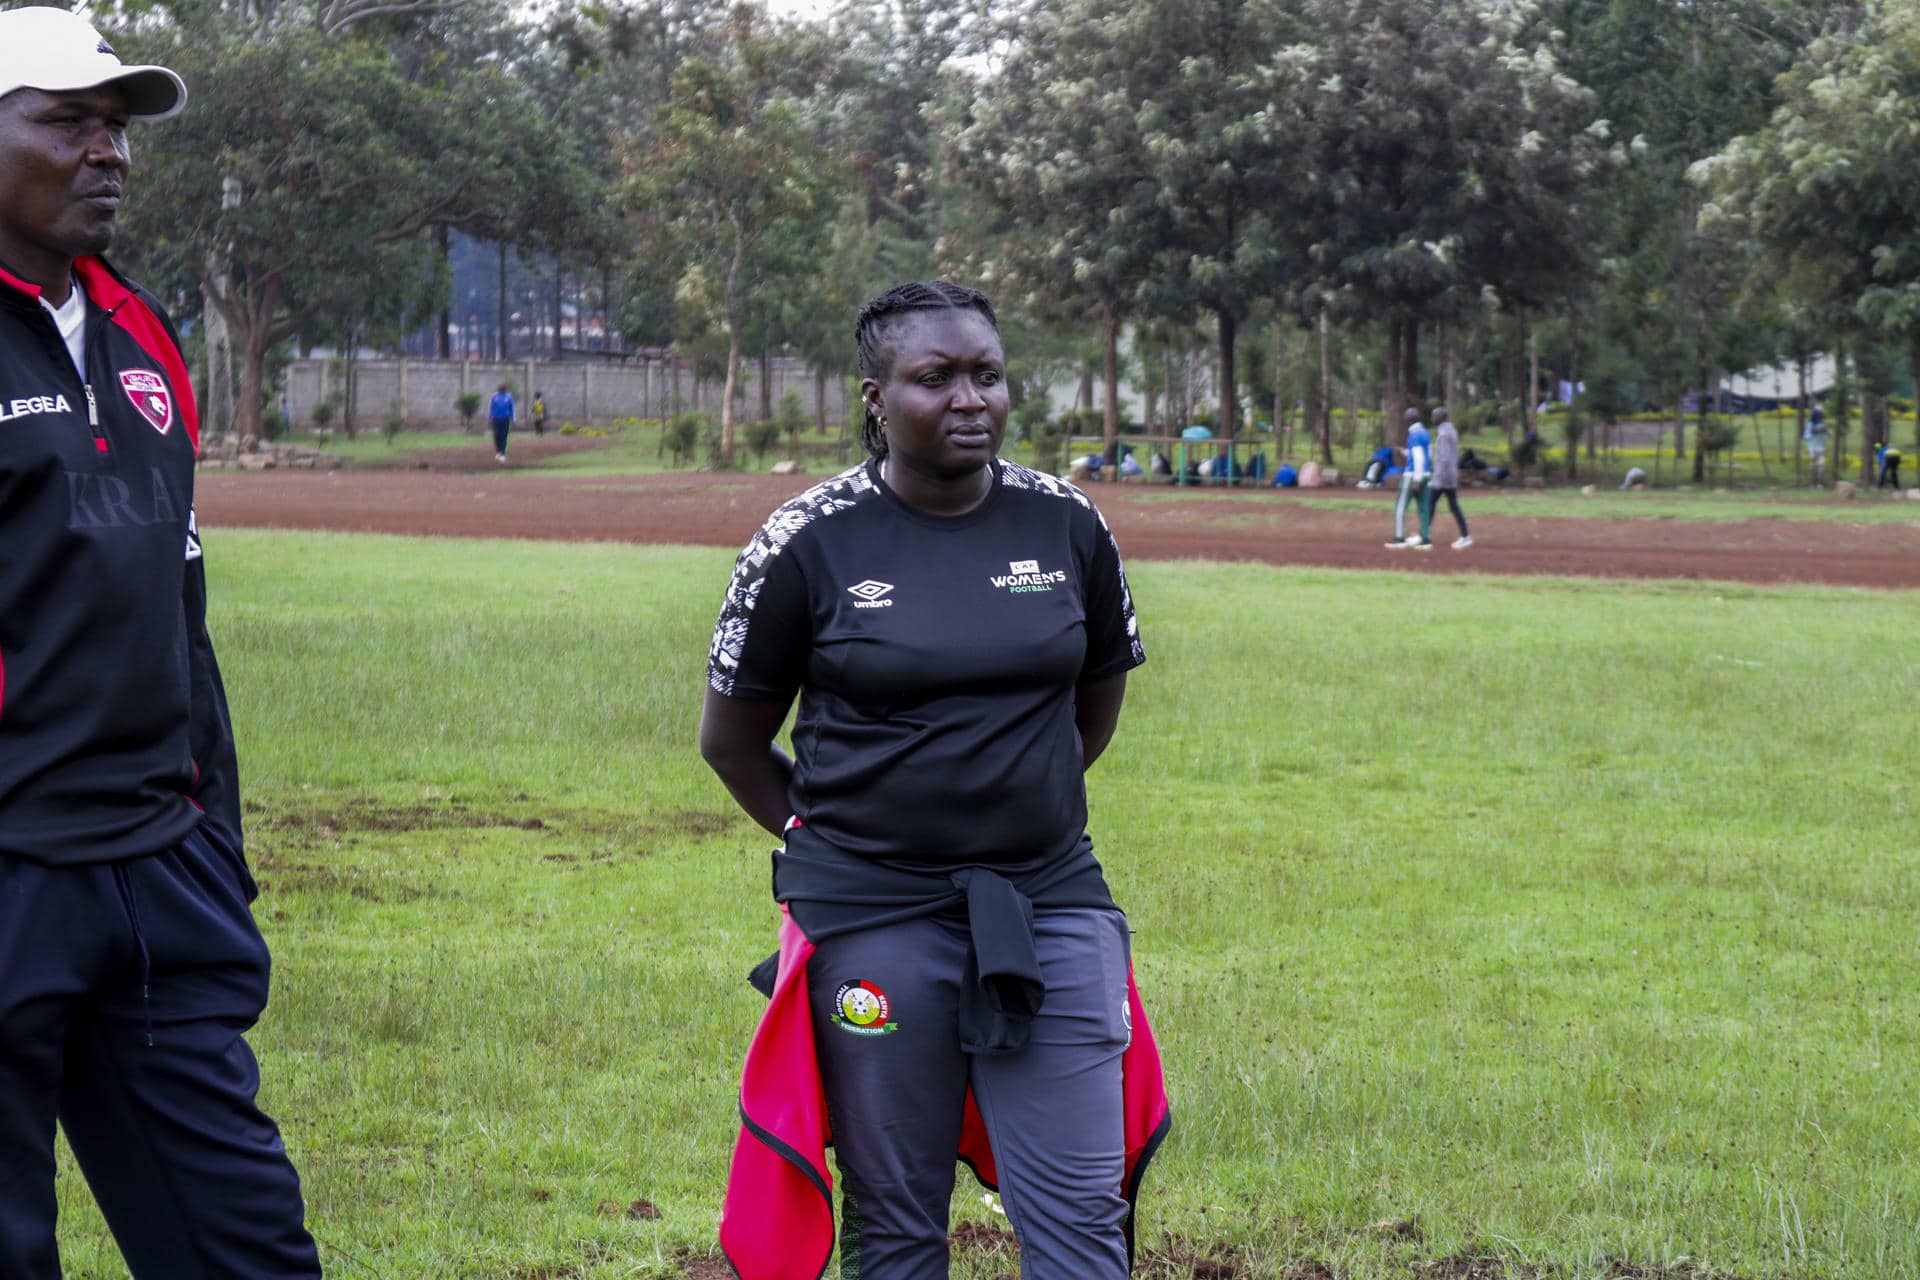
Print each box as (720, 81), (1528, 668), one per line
(120, 369), (172, 434)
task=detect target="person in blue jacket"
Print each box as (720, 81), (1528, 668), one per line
(1876, 440), (1903, 489)
(1803, 406), (1828, 484)
(1359, 444), (1395, 488)
(1386, 408), (1433, 549)
(488, 382), (515, 462)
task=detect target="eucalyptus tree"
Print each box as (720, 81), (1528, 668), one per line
(1695, 1), (1920, 478)
(624, 26), (839, 465)
(1289, 0), (1610, 442)
(1130, 0), (1309, 440)
(948, 0), (1178, 463)
(1560, 0), (1824, 477)
(818, 0), (991, 249)
(117, 27), (575, 441)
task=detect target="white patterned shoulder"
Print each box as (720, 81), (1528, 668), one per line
(997, 459), (1094, 511)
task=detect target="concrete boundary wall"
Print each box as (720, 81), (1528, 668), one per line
(286, 356), (850, 429)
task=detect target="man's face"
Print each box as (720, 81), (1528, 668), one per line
(0, 85), (132, 287)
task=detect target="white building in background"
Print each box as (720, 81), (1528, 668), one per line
(1722, 354), (1838, 407)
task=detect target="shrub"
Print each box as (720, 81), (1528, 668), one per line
(1027, 414), (1073, 472)
(310, 397), (338, 431)
(1698, 416), (1743, 455)
(1510, 433), (1541, 475)
(775, 389), (809, 453)
(747, 418), (783, 465)
(702, 423), (731, 471)
(662, 411), (703, 466)
(1011, 395), (1052, 443)
(455, 391), (483, 432)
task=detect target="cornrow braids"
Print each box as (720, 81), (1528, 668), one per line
(854, 280), (1000, 460)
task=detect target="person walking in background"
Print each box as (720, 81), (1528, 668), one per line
(1426, 406), (1471, 549)
(1387, 407), (1433, 549)
(0, 11), (321, 1276)
(488, 382), (515, 462)
(531, 389), (547, 437)
(1875, 439), (1902, 489)
(1804, 405), (1827, 485)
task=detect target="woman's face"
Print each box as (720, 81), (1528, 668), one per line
(866, 309), (1009, 483)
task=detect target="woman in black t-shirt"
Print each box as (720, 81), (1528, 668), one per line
(701, 282), (1163, 1279)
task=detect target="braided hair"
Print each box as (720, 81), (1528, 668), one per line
(854, 281), (1000, 460)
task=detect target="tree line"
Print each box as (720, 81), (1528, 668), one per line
(52, 0), (1920, 478)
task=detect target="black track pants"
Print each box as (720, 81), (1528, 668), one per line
(808, 906), (1132, 1279)
(0, 827), (320, 1279)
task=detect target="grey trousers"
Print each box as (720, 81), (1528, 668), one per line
(807, 906), (1132, 1280)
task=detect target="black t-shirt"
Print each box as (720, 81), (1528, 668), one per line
(708, 457), (1145, 868)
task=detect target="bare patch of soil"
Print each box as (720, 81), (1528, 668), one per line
(379, 434), (616, 472)
(1140, 1236), (1250, 1279)
(197, 469), (1920, 590)
(951, 1219), (1019, 1256)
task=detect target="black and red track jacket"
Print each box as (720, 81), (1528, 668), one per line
(0, 255), (242, 866)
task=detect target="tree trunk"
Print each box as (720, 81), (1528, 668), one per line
(436, 225), (452, 359)
(720, 326), (740, 464)
(201, 277), (235, 443)
(237, 322), (270, 446)
(1101, 304), (1120, 467)
(1499, 320), (1518, 449)
(1385, 322), (1405, 444)
(602, 265), (615, 355)
(1691, 331), (1712, 481)
(1831, 336), (1851, 482)
(1216, 307), (1237, 439)
(1796, 356), (1808, 485)
(497, 242), (509, 361)
(1318, 308), (1334, 465)
(760, 345), (773, 421)
(815, 369), (827, 433)
(1271, 319), (1285, 446)
(552, 266), (564, 359)
(1526, 323), (1539, 441)
(342, 329), (359, 441)
(1166, 347), (1178, 430)
(1401, 316), (1421, 421)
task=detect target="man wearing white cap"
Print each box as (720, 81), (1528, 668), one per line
(0, 9), (322, 1277)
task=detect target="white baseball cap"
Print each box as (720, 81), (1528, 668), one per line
(0, 7), (186, 121)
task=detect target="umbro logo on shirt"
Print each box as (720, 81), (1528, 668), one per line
(847, 579), (895, 609)
(989, 559), (1067, 594)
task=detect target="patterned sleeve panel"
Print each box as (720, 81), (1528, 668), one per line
(707, 463), (875, 698)
(1000, 461), (1144, 679)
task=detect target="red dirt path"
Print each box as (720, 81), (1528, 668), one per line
(194, 462), (1920, 591)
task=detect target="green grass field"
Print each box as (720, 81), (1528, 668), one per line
(52, 531), (1920, 1279)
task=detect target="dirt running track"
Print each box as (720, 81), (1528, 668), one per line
(195, 457), (1920, 590)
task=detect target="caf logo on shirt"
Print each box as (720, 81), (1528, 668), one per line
(120, 370), (173, 435)
(831, 980), (898, 1036)
(988, 557), (1067, 594)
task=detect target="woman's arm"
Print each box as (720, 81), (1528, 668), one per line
(699, 688), (799, 837)
(1074, 671), (1129, 770)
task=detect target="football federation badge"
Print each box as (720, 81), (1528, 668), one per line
(120, 370), (172, 435)
(831, 980), (898, 1036)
